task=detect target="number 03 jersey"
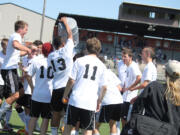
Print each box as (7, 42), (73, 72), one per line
(48, 39), (74, 90)
(69, 55), (107, 111)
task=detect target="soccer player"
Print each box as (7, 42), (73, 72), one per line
(27, 43), (53, 135)
(0, 20), (31, 121)
(129, 47), (157, 103)
(121, 48), (142, 127)
(48, 17), (74, 135)
(93, 62), (123, 135)
(63, 37), (107, 135)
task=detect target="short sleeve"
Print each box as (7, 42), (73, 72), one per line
(133, 64), (142, 77)
(143, 67), (152, 81)
(69, 60), (78, 80)
(13, 34), (21, 43)
(99, 67), (108, 87)
(64, 39), (74, 57)
(112, 72), (122, 86)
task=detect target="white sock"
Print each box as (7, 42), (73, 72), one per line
(51, 127), (58, 135)
(0, 101), (11, 120)
(5, 109), (12, 125)
(18, 111), (26, 124)
(110, 133), (117, 135)
(71, 130), (76, 135)
(25, 114), (30, 132)
(75, 130), (79, 135)
(116, 121), (121, 135)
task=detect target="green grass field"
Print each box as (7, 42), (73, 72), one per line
(0, 109), (111, 135)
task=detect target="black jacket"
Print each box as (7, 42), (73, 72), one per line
(132, 81), (180, 134)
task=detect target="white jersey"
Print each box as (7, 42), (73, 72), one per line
(2, 33), (22, 69)
(69, 55), (107, 111)
(123, 61), (142, 102)
(117, 60), (127, 87)
(48, 39), (74, 90)
(0, 51), (5, 85)
(27, 55), (53, 103)
(22, 56), (35, 95)
(140, 62), (157, 93)
(102, 69), (123, 105)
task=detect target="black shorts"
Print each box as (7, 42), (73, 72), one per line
(1, 69), (22, 97)
(51, 88), (67, 112)
(67, 105), (95, 130)
(30, 100), (51, 119)
(16, 94), (31, 108)
(122, 102), (130, 120)
(99, 104), (123, 123)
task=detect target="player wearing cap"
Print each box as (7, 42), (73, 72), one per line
(26, 43), (53, 135)
(62, 37), (107, 135)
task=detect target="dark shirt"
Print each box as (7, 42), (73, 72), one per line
(132, 81), (180, 134)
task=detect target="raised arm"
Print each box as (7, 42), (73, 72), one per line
(60, 17), (73, 40)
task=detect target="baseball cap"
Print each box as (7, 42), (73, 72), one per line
(42, 42), (53, 57)
(165, 60), (180, 78)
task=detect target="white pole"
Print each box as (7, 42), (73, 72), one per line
(40, 0), (46, 41)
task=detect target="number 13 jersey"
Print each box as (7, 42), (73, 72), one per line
(48, 39), (74, 90)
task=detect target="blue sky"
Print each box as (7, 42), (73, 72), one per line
(0, 0), (180, 19)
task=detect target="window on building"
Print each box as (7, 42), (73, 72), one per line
(149, 12), (155, 19)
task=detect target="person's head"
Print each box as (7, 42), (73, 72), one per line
(53, 36), (65, 50)
(33, 40), (43, 54)
(42, 43), (53, 57)
(1, 38), (8, 54)
(121, 48), (133, 66)
(14, 20), (28, 37)
(86, 37), (101, 55)
(141, 47), (155, 63)
(73, 51), (85, 62)
(165, 60), (180, 106)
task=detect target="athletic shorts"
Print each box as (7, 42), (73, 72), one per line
(67, 105), (95, 130)
(51, 88), (67, 112)
(122, 102), (130, 120)
(16, 94), (31, 108)
(99, 104), (123, 123)
(1, 69), (22, 97)
(30, 100), (51, 119)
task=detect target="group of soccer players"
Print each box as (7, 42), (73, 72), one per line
(0, 16), (158, 135)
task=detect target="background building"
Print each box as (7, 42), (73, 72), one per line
(0, 3), (55, 43)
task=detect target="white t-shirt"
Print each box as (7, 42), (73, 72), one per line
(123, 61), (142, 102)
(102, 69), (123, 105)
(48, 39), (74, 89)
(0, 51), (5, 85)
(69, 55), (107, 111)
(22, 56), (35, 95)
(117, 60), (127, 87)
(27, 55), (53, 103)
(2, 33), (22, 69)
(140, 62), (157, 93)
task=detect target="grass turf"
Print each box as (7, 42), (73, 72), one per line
(0, 109), (111, 135)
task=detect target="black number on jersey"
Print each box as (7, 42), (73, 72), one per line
(39, 66), (54, 79)
(51, 58), (66, 72)
(83, 64), (97, 81)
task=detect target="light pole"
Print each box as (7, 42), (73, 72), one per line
(40, 0), (46, 41)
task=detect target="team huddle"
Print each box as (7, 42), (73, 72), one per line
(0, 17), (160, 135)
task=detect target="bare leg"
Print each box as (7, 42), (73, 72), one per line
(40, 118), (49, 135)
(28, 117), (38, 135)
